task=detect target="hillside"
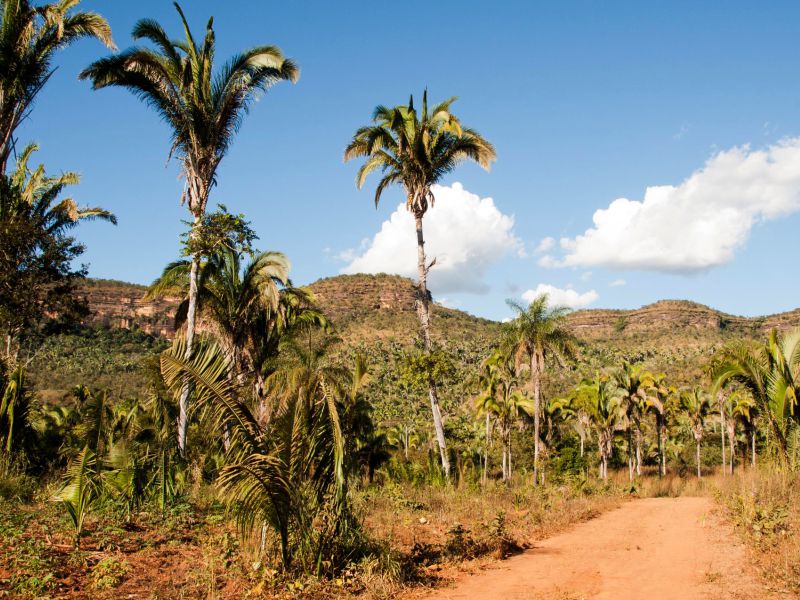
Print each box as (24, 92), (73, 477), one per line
(74, 274), (800, 347)
(29, 275), (800, 415)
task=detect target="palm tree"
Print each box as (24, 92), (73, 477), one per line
(642, 371), (674, 477)
(680, 387), (712, 478)
(475, 351), (533, 482)
(503, 293), (576, 484)
(81, 3), (298, 455)
(160, 337), (357, 573)
(0, 0), (114, 174)
(0, 144), (115, 359)
(386, 423), (421, 462)
(614, 361), (648, 480)
(576, 373), (622, 480)
(345, 91), (495, 479)
(712, 329), (800, 464)
(723, 390), (754, 474)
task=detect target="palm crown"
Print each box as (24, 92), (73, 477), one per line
(80, 2), (298, 215)
(344, 90), (496, 215)
(0, 0), (115, 174)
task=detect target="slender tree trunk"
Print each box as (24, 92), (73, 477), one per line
(635, 422), (642, 476)
(413, 214), (449, 478)
(627, 428), (634, 482)
(696, 439), (702, 479)
(728, 424), (735, 475)
(656, 418), (663, 478)
(483, 413), (490, 484)
(751, 429), (756, 467)
(507, 432), (512, 483)
(531, 353), (541, 485)
(580, 433), (584, 457)
(719, 400), (726, 475)
(177, 242), (200, 456)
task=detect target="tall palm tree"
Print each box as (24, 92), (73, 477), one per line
(680, 387), (712, 479)
(344, 91), (495, 478)
(576, 372), (622, 480)
(0, 0), (114, 175)
(614, 361), (648, 480)
(81, 3), (298, 455)
(642, 371), (674, 477)
(503, 293), (576, 484)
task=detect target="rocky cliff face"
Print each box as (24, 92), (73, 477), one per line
(307, 274), (419, 322)
(77, 276), (800, 342)
(77, 280), (179, 337)
(567, 300), (799, 340)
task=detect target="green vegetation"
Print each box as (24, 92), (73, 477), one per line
(0, 1), (798, 597)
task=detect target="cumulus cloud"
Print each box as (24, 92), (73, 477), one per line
(609, 279), (626, 287)
(539, 138), (800, 273)
(341, 182), (523, 293)
(521, 284), (599, 309)
(535, 236), (555, 254)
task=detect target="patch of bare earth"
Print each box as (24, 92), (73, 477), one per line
(416, 497), (775, 600)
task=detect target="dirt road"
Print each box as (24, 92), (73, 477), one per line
(422, 497), (772, 600)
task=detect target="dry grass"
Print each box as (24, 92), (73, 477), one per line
(713, 468), (799, 596)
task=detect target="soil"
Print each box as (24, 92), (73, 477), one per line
(418, 497), (775, 600)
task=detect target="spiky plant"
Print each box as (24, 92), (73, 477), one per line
(52, 445), (97, 548)
(160, 337), (360, 574)
(345, 91), (495, 479)
(81, 3), (298, 455)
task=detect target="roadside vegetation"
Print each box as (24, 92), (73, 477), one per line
(0, 1), (798, 598)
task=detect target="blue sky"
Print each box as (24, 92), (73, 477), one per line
(16, 1), (800, 320)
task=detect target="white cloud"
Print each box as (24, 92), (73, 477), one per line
(341, 182), (523, 294)
(580, 271), (593, 282)
(539, 138), (800, 273)
(535, 236), (555, 254)
(609, 279), (626, 287)
(521, 284), (599, 309)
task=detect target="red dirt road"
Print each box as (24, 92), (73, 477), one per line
(421, 497), (773, 600)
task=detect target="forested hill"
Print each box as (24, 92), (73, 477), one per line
(77, 274), (800, 345)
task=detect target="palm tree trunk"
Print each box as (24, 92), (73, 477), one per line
(483, 413), (490, 484)
(414, 214), (449, 479)
(751, 429), (756, 467)
(635, 423), (642, 476)
(696, 439), (701, 479)
(656, 418), (663, 478)
(719, 400), (726, 475)
(507, 433), (512, 482)
(177, 246), (200, 456)
(728, 424), (735, 474)
(627, 428), (634, 482)
(531, 353), (541, 485)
